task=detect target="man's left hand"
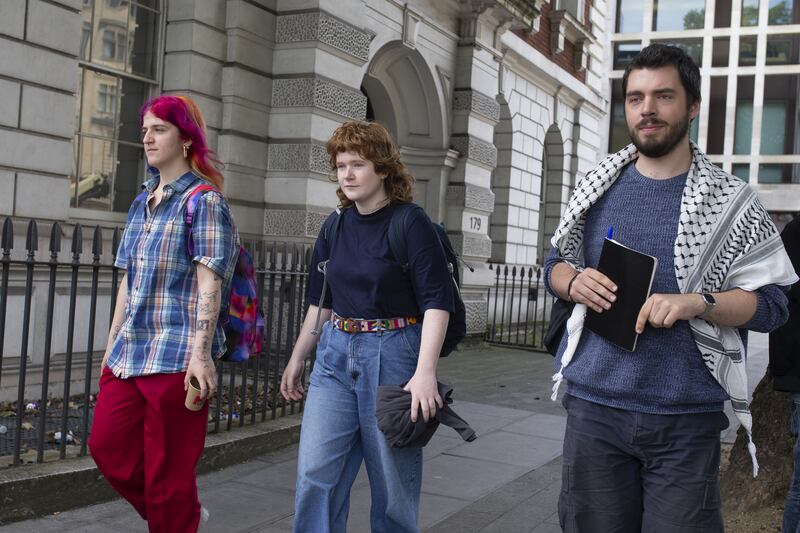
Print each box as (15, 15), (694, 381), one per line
(635, 293), (705, 334)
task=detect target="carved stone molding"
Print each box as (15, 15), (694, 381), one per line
(453, 89), (501, 122)
(267, 143), (330, 175)
(463, 298), (488, 334)
(276, 11), (375, 63)
(450, 135), (498, 168)
(462, 233), (492, 258)
(263, 209), (306, 237)
(306, 210), (330, 237)
(263, 208), (332, 238)
(549, 9), (594, 56)
(447, 184), (496, 213)
(272, 77), (367, 120)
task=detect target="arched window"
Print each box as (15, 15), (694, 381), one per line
(72, 0), (163, 212)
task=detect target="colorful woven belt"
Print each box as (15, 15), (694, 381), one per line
(331, 312), (419, 333)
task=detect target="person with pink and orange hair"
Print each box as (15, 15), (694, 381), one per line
(89, 95), (239, 532)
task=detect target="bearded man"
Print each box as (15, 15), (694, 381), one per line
(544, 44), (798, 532)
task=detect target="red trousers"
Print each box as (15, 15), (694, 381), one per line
(89, 367), (208, 533)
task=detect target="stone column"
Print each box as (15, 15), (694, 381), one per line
(445, 5), (504, 336)
(265, 2), (373, 242)
(164, 0), (274, 237)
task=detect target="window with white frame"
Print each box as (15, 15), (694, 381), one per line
(609, 0), (800, 185)
(73, 0), (161, 212)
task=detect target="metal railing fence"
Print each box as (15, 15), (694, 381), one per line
(0, 217), (310, 467)
(484, 263), (557, 351)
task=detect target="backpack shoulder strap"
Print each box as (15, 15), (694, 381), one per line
(183, 184), (217, 257)
(387, 202), (419, 269)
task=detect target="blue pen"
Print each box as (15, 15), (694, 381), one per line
(607, 226), (614, 240)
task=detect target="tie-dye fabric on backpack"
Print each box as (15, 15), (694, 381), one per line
(186, 185), (265, 362)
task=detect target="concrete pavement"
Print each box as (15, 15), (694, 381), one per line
(0, 334), (770, 532)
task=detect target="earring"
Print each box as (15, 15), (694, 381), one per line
(183, 144), (189, 158)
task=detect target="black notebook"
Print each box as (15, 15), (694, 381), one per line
(584, 238), (658, 352)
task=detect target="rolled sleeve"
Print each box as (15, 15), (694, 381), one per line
(191, 192), (238, 278)
(741, 284), (789, 332)
(543, 246), (564, 298)
(114, 197), (142, 270)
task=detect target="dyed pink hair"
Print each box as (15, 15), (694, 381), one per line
(140, 95), (224, 190)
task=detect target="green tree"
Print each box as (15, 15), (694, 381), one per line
(683, 8), (705, 29)
(769, 1), (791, 25)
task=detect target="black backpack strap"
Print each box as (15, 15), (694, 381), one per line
(311, 209), (344, 335)
(387, 203), (418, 272)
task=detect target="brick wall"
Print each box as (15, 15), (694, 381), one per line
(512, 0), (594, 83)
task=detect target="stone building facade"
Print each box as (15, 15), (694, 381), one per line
(0, 0), (608, 369)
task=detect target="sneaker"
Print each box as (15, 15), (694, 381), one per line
(199, 506), (209, 529)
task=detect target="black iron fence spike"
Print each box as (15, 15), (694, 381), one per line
(25, 220), (38, 252)
(111, 227), (120, 257)
(48, 222), (62, 254)
(1, 217), (13, 251)
(92, 225), (103, 256)
(71, 223), (83, 256)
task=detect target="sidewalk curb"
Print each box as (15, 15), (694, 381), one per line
(0, 415), (302, 525)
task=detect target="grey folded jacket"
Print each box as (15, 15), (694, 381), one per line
(376, 381), (477, 448)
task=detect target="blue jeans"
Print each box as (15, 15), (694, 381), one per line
(293, 321), (423, 533)
(784, 393), (800, 533)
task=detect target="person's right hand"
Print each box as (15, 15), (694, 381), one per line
(568, 267), (617, 313)
(280, 356), (306, 401)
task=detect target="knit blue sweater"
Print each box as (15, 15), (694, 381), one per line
(544, 162), (788, 414)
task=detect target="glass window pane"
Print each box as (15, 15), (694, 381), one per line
(75, 136), (113, 209)
(766, 34), (800, 64)
(712, 37), (730, 67)
(742, 0), (760, 26)
(129, 4), (159, 78)
(118, 78), (148, 144)
(80, 69), (119, 136)
(74, 0), (159, 213)
(716, 0), (733, 27)
(653, 0), (705, 31)
(769, 0), (799, 24)
(617, 0), (643, 32)
(734, 76), (755, 155)
(732, 164), (750, 182)
(707, 77), (728, 154)
(609, 80), (629, 153)
(762, 74), (799, 158)
(759, 164), (799, 183)
(113, 143), (145, 211)
(94, 0), (129, 70)
(652, 39), (703, 66)
(614, 42), (641, 70)
(690, 116), (699, 143)
(739, 36), (758, 66)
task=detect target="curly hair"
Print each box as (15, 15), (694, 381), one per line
(325, 121), (414, 208)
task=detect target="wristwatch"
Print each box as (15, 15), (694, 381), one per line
(698, 292), (716, 319)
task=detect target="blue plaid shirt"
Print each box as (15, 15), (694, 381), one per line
(109, 171), (239, 378)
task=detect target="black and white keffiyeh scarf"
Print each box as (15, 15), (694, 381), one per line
(550, 142), (798, 477)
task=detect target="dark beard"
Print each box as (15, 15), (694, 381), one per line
(628, 114), (691, 158)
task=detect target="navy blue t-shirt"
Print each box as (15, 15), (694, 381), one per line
(306, 203), (455, 319)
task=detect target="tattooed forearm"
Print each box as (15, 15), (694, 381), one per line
(198, 290), (219, 314)
(197, 319), (210, 331)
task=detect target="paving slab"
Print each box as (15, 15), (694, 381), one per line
(422, 453), (527, 502)
(446, 431), (562, 469)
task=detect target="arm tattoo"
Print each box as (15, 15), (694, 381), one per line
(198, 290), (219, 314)
(197, 319), (211, 331)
